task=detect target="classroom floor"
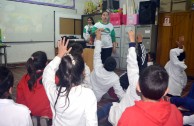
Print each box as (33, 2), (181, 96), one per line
(9, 65), (194, 126)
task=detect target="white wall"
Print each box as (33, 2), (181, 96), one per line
(0, 0), (87, 63)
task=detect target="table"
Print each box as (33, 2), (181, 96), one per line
(0, 44), (10, 67)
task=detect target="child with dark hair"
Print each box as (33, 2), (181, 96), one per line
(67, 43), (91, 87)
(16, 51), (52, 123)
(119, 33), (156, 91)
(91, 11), (117, 63)
(165, 36), (187, 97)
(0, 66), (33, 126)
(90, 29), (124, 102)
(42, 38), (97, 126)
(117, 31), (183, 126)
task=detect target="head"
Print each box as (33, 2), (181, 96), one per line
(177, 52), (186, 61)
(0, 66), (14, 99)
(55, 54), (85, 109)
(138, 65), (169, 101)
(104, 57), (117, 72)
(87, 17), (95, 25)
(68, 43), (83, 56)
(148, 52), (156, 62)
(101, 11), (109, 23)
(26, 51), (47, 90)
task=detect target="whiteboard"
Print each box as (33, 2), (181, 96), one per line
(0, 1), (53, 42)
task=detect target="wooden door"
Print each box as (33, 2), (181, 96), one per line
(186, 12), (194, 77)
(156, 13), (173, 66)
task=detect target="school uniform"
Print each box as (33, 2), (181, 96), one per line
(90, 40), (124, 102)
(184, 114), (194, 126)
(108, 43), (141, 126)
(16, 74), (52, 119)
(165, 47), (187, 96)
(42, 56), (97, 126)
(0, 99), (33, 126)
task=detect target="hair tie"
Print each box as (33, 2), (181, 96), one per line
(66, 54), (75, 65)
(31, 56), (34, 60)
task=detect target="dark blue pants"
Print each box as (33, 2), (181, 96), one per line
(170, 83), (194, 112)
(97, 102), (113, 121)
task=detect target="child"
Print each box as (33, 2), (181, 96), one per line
(117, 31), (183, 126)
(67, 43), (91, 87)
(165, 36), (187, 97)
(119, 33), (156, 90)
(0, 66), (33, 126)
(42, 38), (97, 126)
(91, 11), (117, 63)
(16, 51), (52, 122)
(90, 29), (124, 102)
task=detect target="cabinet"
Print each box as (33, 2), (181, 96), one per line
(157, 11), (194, 77)
(112, 25), (157, 70)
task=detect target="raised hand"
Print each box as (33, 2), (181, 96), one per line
(136, 33), (143, 43)
(57, 38), (72, 58)
(176, 36), (184, 49)
(128, 30), (135, 42)
(95, 29), (101, 41)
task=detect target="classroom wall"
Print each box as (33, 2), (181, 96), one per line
(0, 0), (87, 64)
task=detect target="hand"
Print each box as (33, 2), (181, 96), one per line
(95, 29), (101, 40)
(112, 47), (116, 54)
(99, 28), (104, 32)
(57, 38), (72, 58)
(136, 33), (143, 43)
(176, 36), (184, 49)
(128, 30), (135, 42)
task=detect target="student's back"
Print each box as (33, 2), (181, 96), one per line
(16, 51), (52, 119)
(0, 66), (32, 126)
(118, 100), (182, 126)
(43, 39), (97, 126)
(118, 31), (182, 126)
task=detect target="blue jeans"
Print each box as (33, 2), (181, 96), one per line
(170, 83), (194, 112)
(97, 102), (113, 120)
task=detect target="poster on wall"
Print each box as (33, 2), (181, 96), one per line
(9, 0), (75, 9)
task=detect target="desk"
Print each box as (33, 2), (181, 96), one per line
(0, 44), (10, 66)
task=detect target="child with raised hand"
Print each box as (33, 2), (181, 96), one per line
(108, 31), (141, 126)
(0, 66), (33, 126)
(90, 29), (124, 102)
(42, 38), (97, 126)
(165, 36), (187, 97)
(117, 31), (183, 126)
(16, 51), (52, 124)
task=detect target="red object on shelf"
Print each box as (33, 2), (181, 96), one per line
(110, 13), (122, 26)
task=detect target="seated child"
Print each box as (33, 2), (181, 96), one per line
(42, 38), (97, 126)
(90, 29), (125, 102)
(16, 51), (52, 122)
(165, 36), (187, 97)
(0, 66), (33, 126)
(117, 31), (183, 126)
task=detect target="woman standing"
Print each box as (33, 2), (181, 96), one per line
(83, 17), (95, 44)
(92, 11), (116, 64)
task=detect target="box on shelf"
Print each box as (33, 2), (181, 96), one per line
(160, 0), (172, 12)
(172, 0), (191, 11)
(127, 14), (139, 25)
(110, 13), (122, 26)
